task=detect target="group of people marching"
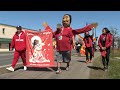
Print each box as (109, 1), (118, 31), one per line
(6, 14), (112, 74)
(75, 28), (112, 72)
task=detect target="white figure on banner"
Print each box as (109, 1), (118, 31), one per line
(29, 36), (50, 63)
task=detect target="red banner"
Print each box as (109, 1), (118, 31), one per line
(25, 29), (54, 67)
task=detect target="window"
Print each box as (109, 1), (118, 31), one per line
(3, 28), (5, 34)
(0, 43), (1, 48)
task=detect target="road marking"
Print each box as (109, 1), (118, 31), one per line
(0, 62), (22, 68)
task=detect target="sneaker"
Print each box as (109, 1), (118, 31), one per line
(66, 66), (70, 71)
(86, 60), (89, 64)
(106, 66), (108, 69)
(24, 66), (27, 70)
(105, 66), (108, 72)
(103, 66), (108, 71)
(103, 67), (105, 71)
(105, 69), (108, 72)
(56, 69), (62, 74)
(6, 67), (14, 72)
(89, 60), (92, 63)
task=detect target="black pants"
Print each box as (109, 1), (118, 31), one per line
(85, 47), (92, 60)
(76, 46), (81, 53)
(102, 48), (110, 67)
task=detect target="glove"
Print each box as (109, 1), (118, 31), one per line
(91, 22), (98, 28)
(102, 47), (106, 50)
(43, 22), (48, 28)
(102, 47), (104, 50)
(103, 47), (106, 50)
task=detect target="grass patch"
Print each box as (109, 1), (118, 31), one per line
(108, 60), (120, 79)
(110, 49), (120, 57)
(90, 49), (120, 79)
(108, 49), (120, 79)
(89, 56), (108, 79)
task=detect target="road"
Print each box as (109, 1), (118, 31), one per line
(0, 50), (78, 67)
(0, 51), (100, 79)
(0, 51), (22, 67)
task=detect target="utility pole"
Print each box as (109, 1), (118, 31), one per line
(95, 27), (96, 38)
(86, 22), (88, 26)
(39, 29), (41, 32)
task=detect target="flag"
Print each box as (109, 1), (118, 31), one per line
(25, 28), (54, 67)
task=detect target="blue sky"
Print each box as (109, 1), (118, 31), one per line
(0, 11), (120, 39)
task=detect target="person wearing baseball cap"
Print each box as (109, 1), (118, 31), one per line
(6, 25), (27, 72)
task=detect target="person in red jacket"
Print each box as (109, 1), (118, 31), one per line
(53, 23), (74, 74)
(6, 26), (27, 72)
(98, 28), (113, 71)
(43, 14), (98, 74)
(83, 30), (94, 63)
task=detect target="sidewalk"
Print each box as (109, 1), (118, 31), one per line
(0, 52), (100, 79)
(0, 51), (14, 54)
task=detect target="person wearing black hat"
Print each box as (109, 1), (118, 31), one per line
(6, 26), (27, 72)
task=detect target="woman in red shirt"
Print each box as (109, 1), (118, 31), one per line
(98, 28), (113, 71)
(83, 31), (94, 63)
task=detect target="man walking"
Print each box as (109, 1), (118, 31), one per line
(6, 26), (27, 72)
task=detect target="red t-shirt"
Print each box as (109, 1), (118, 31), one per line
(53, 27), (73, 51)
(83, 36), (93, 48)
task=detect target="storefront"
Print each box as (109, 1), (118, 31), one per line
(0, 38), (12, 51)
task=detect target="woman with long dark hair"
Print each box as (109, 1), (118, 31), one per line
(98, 28), (113, 71)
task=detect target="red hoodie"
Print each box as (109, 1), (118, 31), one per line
(10, 31), (26, 51)
(46, 25), (93, 51)
(72, 25), (93, 36)
(53, 27), (73, 51)
(83, 35), (93, 48)
(98, 33), (113, 57)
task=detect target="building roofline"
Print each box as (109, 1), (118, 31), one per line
(0, 23), (37, 31)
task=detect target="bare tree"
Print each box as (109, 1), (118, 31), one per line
(109, 27), (119, 49)
(116, 36), (120, 49)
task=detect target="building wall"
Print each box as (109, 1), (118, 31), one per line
(0, 43), (9, 51)
(0, 25), (15, 51)
(0, 24), (32, 51)
(0, 24), (54, 51)
(0, 25), (17, 39)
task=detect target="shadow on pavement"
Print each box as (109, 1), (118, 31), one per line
(52, 67), (66, 70)
(0, 67), (13, 74)
(15, 66), (24, 71)
(87, 66), (103, 71)
(27, 67), (52, 71)
(77, 60), (86, 63)
(15, 66), (66, 72)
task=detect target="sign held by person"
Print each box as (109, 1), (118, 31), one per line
(25, 28), (54, 68)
